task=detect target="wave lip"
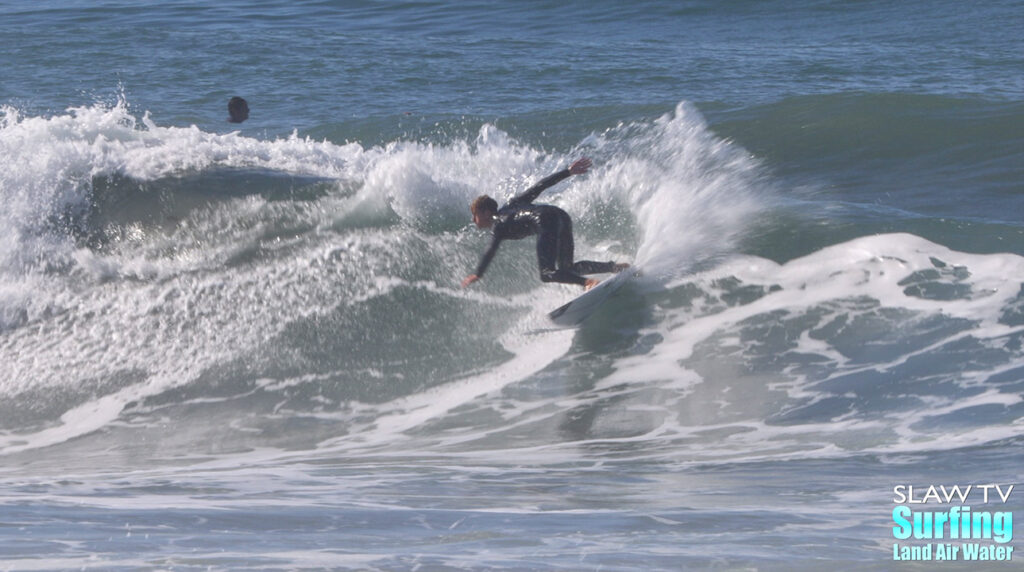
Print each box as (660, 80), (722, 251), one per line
(0, 99), (366, 264)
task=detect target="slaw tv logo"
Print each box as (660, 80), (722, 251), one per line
(892, 484), (1015, 562)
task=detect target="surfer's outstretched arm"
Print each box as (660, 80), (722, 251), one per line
(508, 157), (592, 207)
(462, 236), (503, 287)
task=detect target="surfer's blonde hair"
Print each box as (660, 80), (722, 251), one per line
(470, 195), (498, 215)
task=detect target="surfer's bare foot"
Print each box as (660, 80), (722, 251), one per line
(613, 262), (630, 273)
(584, 278), (600, 291)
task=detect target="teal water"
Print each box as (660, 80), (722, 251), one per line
(1, 1), (1023, 570)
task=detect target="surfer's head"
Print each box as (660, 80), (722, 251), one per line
(470, 195), (497, 229)
(228, 97), (249, 123)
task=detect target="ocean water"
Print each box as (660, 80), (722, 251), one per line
(1, 1), (1023, 570)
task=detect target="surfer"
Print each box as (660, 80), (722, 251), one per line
(462, 157), (628, 291)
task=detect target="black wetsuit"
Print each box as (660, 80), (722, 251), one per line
(474, 169), (617, 286)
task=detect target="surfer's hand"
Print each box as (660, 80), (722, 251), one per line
(569, 157), (592, 175)
(584, 278), (600, 291)
(462, 274), (480, 288)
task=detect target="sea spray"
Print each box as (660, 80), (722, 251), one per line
(571, 102), (769, 280)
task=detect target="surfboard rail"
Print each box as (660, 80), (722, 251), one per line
(548, 267), (640, 327)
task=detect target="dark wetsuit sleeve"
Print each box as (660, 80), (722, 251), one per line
(507, 169), (572, 207)
(474, 235), (502, 277)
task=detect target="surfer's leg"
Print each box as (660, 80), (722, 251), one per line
(571, 260), (617, 275)
(549, 210), (626, 277)
(554, 213), (576, 272)
(537, 213), (586, 286)
(536, 227), (559, 282)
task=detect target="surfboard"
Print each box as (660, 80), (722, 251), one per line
(548, 267), (640, 327)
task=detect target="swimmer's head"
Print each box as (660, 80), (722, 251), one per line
(228, 97), (249, 123)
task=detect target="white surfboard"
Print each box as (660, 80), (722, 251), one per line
(548, 267), (640, 327)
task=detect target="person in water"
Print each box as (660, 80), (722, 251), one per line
(228, 96), (249, 123)
(462, 157), (628, 291)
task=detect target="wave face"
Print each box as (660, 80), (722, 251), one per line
(1, 0), (1023, 569)
(0, 99), (765, 449)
